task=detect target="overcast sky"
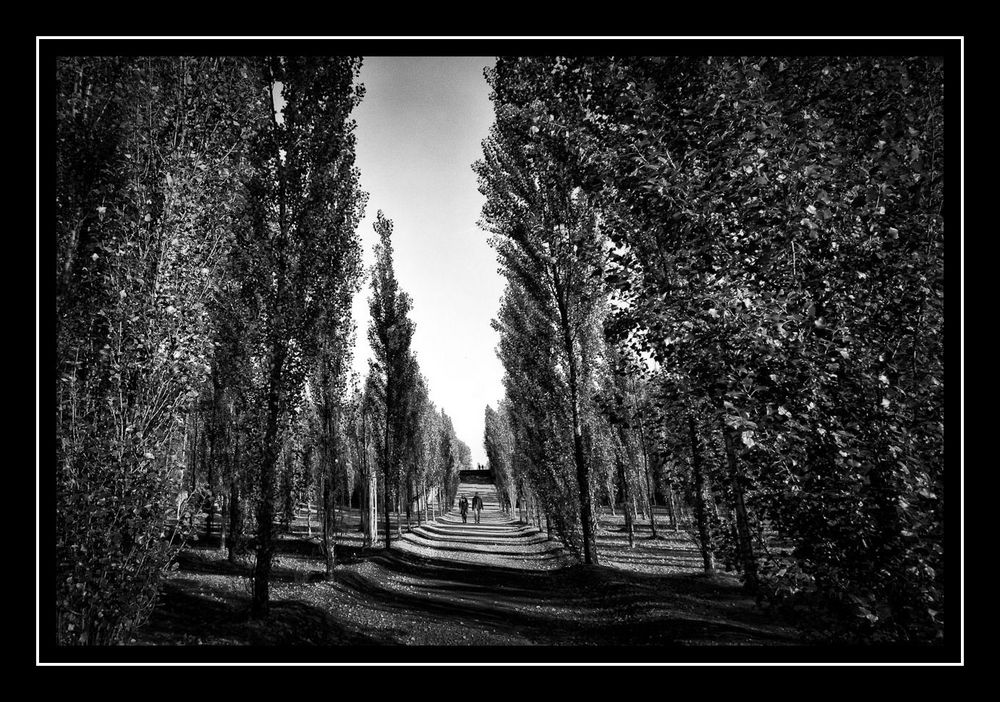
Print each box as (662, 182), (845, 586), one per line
(349, 56), (503, 466)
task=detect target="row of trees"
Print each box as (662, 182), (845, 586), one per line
(364, 210), (469, 552)
(477, 56), (944, 643)
(55, 55), (469, 645)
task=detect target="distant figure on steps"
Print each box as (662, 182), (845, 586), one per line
(472, 492), (484, 524)
(459, 495), (469, 524)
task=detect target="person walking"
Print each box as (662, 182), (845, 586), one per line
(472, 492), (483, 524)
(459, 495), (469, 524)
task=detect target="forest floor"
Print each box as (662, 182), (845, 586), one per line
(133, 478), (802, 650)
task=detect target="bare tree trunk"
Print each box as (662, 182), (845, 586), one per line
(226, 474), (242, 562)
(206, 409), (216, 539)
(607, 475), (616, 516)
(362, 468), (377, 547)
(383, 468), (392, 549)
(555, 277), (598, 566)
(252, 347), (286, 618)
(218, 493), (228, 552)
(723, 426), (759, 594)
(322, 476), (336, 577)
(664, 481), (679, 531)
(383, 375), (393, 549)
(406, 480), (412, 531)
(689, 415), (715, 574)
(617, 456), (635, 548)
(368, 471), (377, 545)
(395, 491), (402, 539)
(633, 405), (658, 539)
(363, 473), (371, 543)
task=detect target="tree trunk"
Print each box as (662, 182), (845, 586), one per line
(207, 408), (216, 539)
(384, 467), (392, 549)
(395, 491), (402, 538)
(362, 468), (377, 547)
(252, 346), (285, 618)
(688, 414), (715, 574)
(206, 497), (216, 540)
(190, 415), (198, 493)
(200, 417), (209, 499)
(383, 374), (393, 549)
(723, 426), (759, 593)
(406, 480), (412, 531)
(633, 409), (658, 539)
(226, 475), (241, 562)
(218, 493), (228, 552)
(617, 456), (635, 548)
(322, 476), (336, 577)
(554, 275), (598, 566)
(368, 471), (377, 545)
(664, 481), (679, 531)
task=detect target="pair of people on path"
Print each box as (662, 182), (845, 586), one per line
(458, 492), (484, 524)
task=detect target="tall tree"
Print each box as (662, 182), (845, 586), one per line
(484, 403), (516, 514)
(476, 89), (608, 564)
(488, 55), (945, 641)
(55, 56), (259, 644)
(310, 321), (361, 576)
(239, 56), (365, 617)
(346, 377), (379, 547)
(367, 211), (416, 549)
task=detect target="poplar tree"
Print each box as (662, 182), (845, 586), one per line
(56, 56), (259, 643)
(239, 56), (365, 617)
(367, 211), (416, 549)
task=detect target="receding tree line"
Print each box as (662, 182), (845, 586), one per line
(478, 56), (944, 644)
(55, 56), (470, 645)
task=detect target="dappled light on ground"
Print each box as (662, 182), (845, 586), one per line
(136, 477), (799, 647)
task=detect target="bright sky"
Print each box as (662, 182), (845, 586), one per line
(349, 56), (504, 466)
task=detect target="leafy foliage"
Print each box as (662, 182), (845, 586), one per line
(55, 54), (369, 635)
(55, 56), (266, 644)
(479, 55), (945, 643)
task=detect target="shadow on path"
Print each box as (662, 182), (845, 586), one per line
(139, 477), (801, 647)
(333, 547), (798, 646)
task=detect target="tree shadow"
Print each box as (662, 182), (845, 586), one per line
(327, 555), (798, 646)
(136, 580), (391, 646)
(412, 530), (549, 546)
(174, 550), (250, 577)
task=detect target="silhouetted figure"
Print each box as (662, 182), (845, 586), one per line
(459, 495), (469, 523)
(472, 492), (483, 524)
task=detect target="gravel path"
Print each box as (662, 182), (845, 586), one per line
(393, 479), (569, 571)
